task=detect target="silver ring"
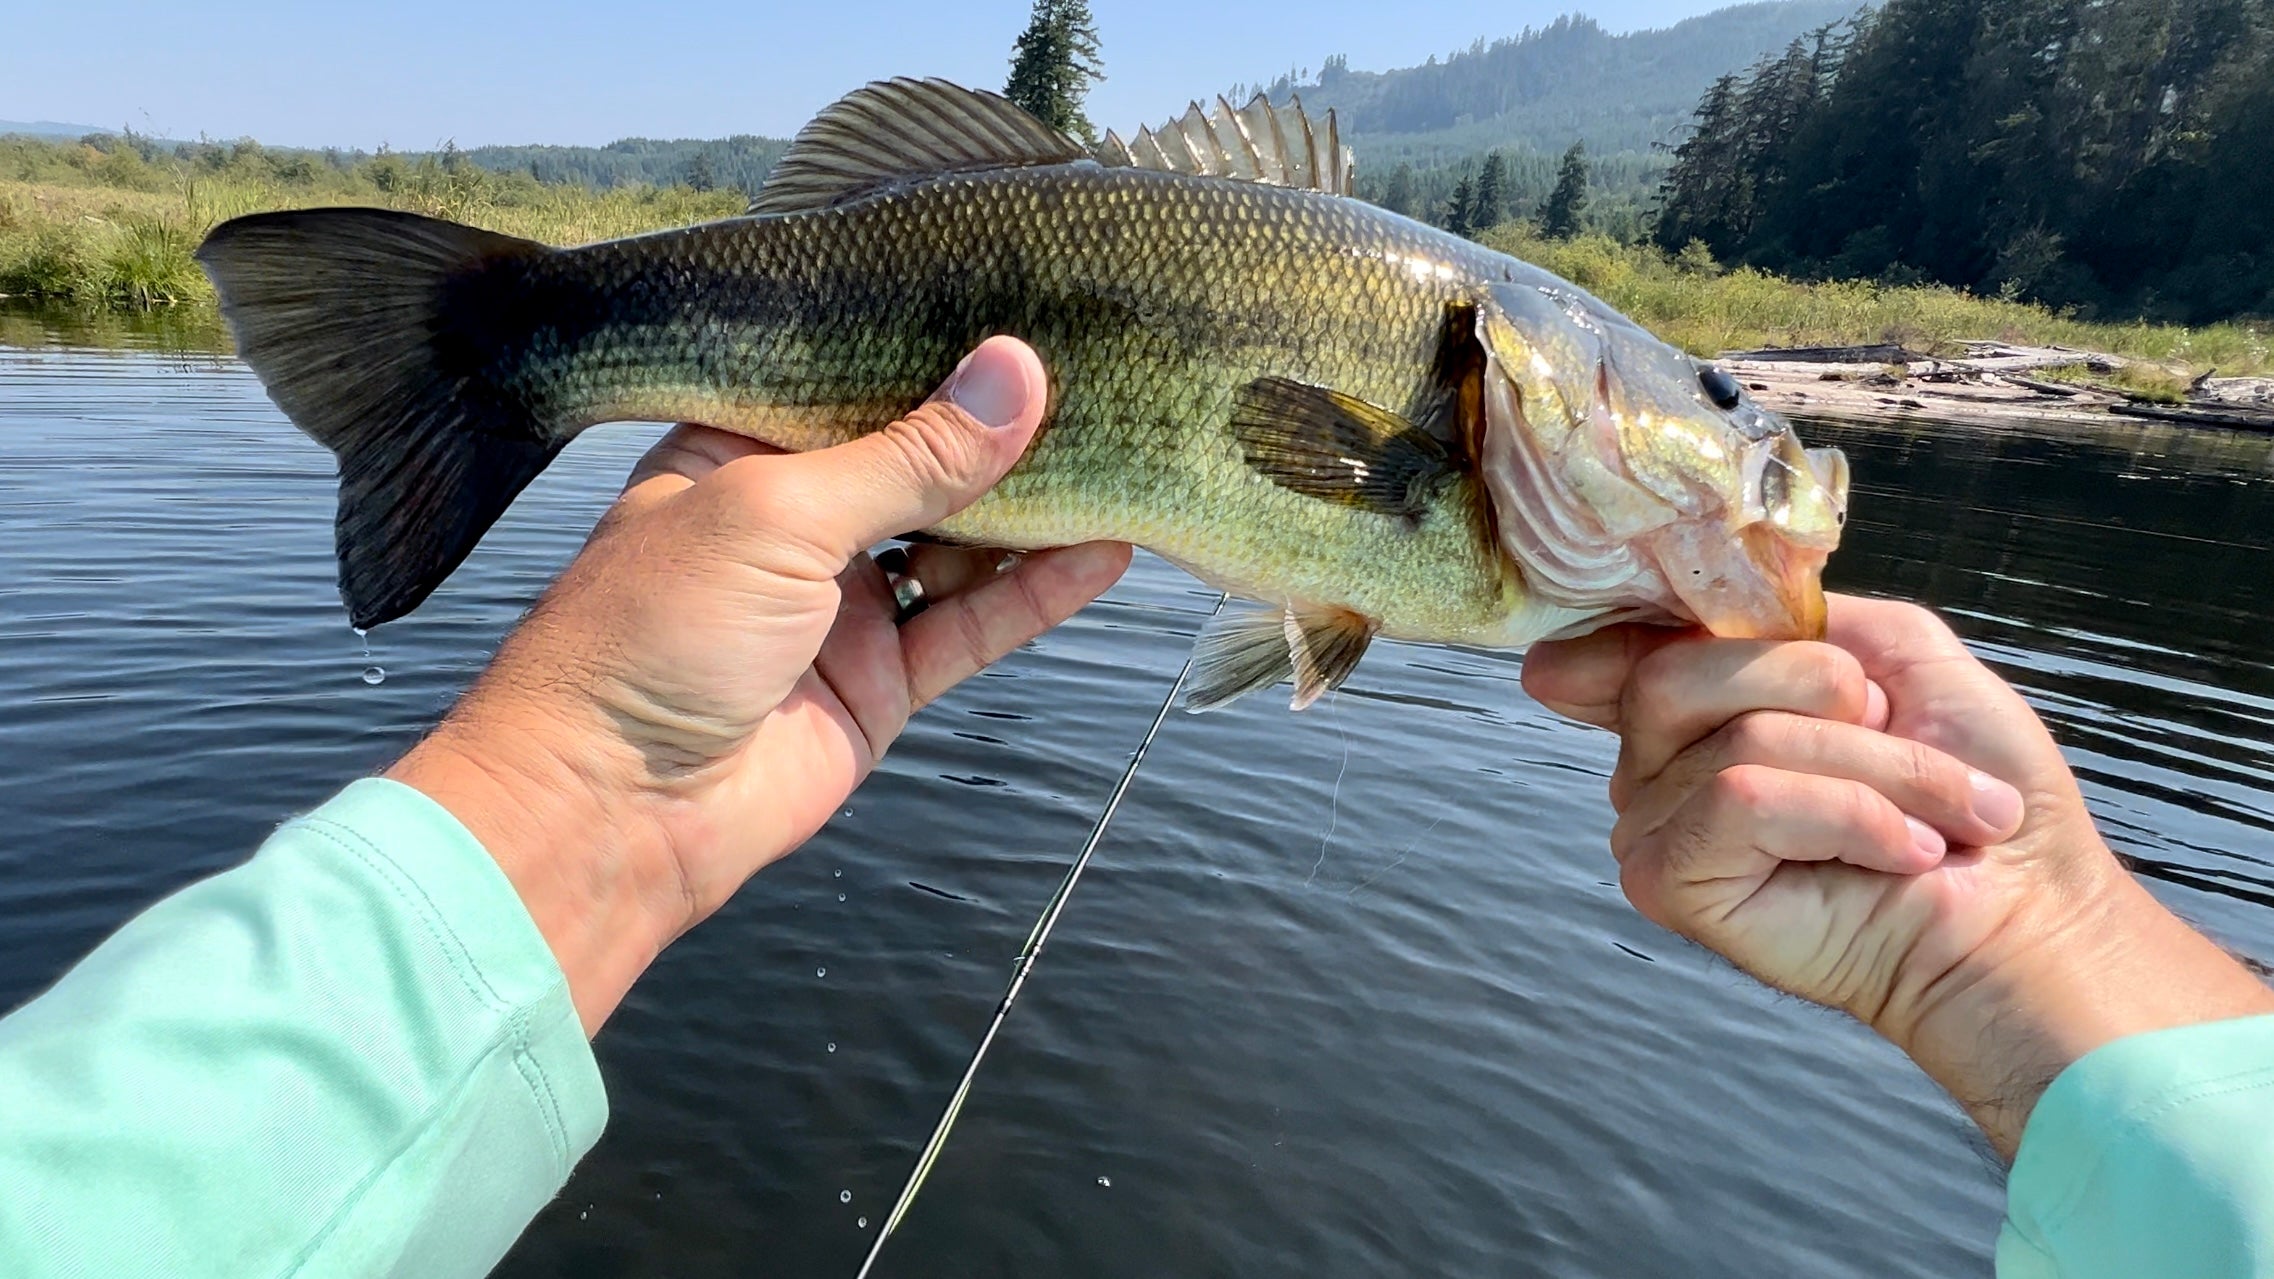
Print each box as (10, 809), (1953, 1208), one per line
(892, 574), (929, 623)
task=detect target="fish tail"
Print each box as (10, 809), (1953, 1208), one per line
(196, 208), (565, 629)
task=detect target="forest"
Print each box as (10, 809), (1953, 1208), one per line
(1652, 0), (2274, 323)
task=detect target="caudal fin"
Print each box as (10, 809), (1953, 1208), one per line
(196, 208), (564, 628)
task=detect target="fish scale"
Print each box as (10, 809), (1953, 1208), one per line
(194, 77), (1844, 710)
(500, 164), (1517, 642)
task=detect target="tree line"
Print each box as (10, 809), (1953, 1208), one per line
(1652, 0), (2274, 323)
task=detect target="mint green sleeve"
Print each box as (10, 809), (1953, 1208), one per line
(0, 777), (607, 1278)
(1999, 1013), (2274, 1277)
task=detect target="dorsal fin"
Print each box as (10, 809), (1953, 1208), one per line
(749, 77), (1086, 216)
(1098, 93), (1354, 196)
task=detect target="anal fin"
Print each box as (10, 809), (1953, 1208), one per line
(1185, 601), (1378, 712)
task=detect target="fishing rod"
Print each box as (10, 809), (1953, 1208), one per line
(852, 594), (1225, 1279)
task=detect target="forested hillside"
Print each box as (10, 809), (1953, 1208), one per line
(1653, 0), (2274, 322)
(1228, 2), (1857, 231)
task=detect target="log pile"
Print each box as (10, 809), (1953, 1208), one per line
(1719, 342), (2274, 431)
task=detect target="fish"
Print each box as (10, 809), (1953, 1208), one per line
(194, 77), (1848, 711)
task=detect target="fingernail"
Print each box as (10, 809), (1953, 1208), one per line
(1863, 679), (1890, 730)
(1906, 816), (1948, 863)
(1968, 771), (2025, 833)
(947, 345), (1026, 429)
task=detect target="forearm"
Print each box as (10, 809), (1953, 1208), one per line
(1888, 854), (2274, 1157)
(0, 780), (606, 1278)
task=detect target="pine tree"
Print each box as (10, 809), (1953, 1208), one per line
(1380, 162), (1416, 218)
(684, 151), (716, 193)
(1443, 168), (1477, 237)
(1539, 141), (1589, 238)
(1005, 0), (1105, 142)
(1471, 151), (1507, 231)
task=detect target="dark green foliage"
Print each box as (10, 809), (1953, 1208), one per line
(1005, 0), (1105, 142)
(1539, 142), (1589, 238)
(1443, 169), (1477, 238)
(1471, 152), (1507, 231)
(1379, 163), (1417, 219)
(461, 135), (785, 195)
(1653, 0), (2274, 322)
(1234, 3), (1854, 164)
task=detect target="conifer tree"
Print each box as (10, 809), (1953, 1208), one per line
(1005, 0), (1106, 142)
(1539, 141), (1589, 238)
(1471, 151), (1508, 231)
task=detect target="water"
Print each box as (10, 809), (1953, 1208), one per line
(3, 325), (2271, 1277)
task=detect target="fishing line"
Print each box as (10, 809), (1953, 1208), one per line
(852, 592), (1226, 1279)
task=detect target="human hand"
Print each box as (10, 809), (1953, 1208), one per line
(1522, 595), (2274, 1154)
(387, 337), (1132, 1033)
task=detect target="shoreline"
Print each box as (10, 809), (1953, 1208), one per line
(1725, 342), (2274, 432)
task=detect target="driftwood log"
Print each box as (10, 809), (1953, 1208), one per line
(1720, 342), (2274, 431)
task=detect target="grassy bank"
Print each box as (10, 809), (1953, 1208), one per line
(0, 134), (743, 309)
(6, 135), (2266, 377)
(1479, 224), (2272, 376)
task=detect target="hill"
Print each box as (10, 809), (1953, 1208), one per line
(0, 121), (112, 139)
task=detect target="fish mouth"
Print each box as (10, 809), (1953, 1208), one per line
(1476, 330), (1847, 642)
(1643, 435), (1847, 641)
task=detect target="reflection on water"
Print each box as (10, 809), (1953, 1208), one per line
(1, 340), (2270, 1278)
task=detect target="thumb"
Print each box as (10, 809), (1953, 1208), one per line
(759, 336), (1047, 565)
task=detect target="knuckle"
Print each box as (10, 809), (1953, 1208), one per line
(1792, 642), (1867, 716)
(1708, 762), (1781, 815)
(883, 403), (990, 493)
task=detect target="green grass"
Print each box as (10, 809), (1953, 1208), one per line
(1479, 224), (2273, 377)
(5, 134), (2267, 380)
(0, 134), (746, 310)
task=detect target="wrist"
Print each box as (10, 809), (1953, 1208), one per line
(385, 696), (692, 1036)
(1883, 851), (2274, 1156)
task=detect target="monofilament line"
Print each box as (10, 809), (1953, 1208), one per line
(853, 594), (1226, 1279)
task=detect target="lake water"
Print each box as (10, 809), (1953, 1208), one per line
(4, 316), (2271, 1277)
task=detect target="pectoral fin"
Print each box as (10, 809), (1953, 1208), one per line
(1229, 378), (1457, 519)
(1185, 601), (1378, 712)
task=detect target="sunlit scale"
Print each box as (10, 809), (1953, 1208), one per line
(196, 77), (1847, 709)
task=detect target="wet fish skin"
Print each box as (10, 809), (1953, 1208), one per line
(486, 163), (1533, 644)
(194, 79), (1846, 710)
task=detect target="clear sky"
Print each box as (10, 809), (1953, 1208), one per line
(7, 0), (1738, 150)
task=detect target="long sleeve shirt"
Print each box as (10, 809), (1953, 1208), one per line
(0, 778), (2268, 1275)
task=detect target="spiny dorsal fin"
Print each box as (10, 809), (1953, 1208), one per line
(749, 77), (1086, 216)
(1184, 601), (1376, 712)
(1098, 93), (1353, 196)
(1229, 377), (1457, 518)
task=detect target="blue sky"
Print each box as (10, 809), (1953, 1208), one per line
(9, 0), (1734, 150)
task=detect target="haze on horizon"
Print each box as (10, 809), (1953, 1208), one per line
(8, 0), (1759, 151)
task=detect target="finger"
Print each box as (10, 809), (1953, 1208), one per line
(900, 541), (1131, 710)
(1611, 637), (1873, 809)
(623, 424), (784, 500)
(812, 556), (917, 760)
(1520, 624), (1695, 730)
(886, 543), (1018, 605)
(1825, 595), (1974, 683)
(743, 337), (1047, 571)
(1618, 764), (1945, 921)
(1621, 710), (2029, 852)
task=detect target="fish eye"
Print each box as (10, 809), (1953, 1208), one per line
(1698, 366), (1743, 411)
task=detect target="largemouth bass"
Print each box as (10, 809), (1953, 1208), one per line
(196, 78), (1847, 710)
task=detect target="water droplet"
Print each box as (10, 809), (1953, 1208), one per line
(1096, 1176), (1112, 1188)
(361, 666), (385, 685)
(833, 869), (842, 878)
(837, 893), (846, 902)
(815, 967), (826, 978)
(826, 1041), (837, 1053)
(839, 1190), (852, 1204)
(857, 1216), (868, 1229)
